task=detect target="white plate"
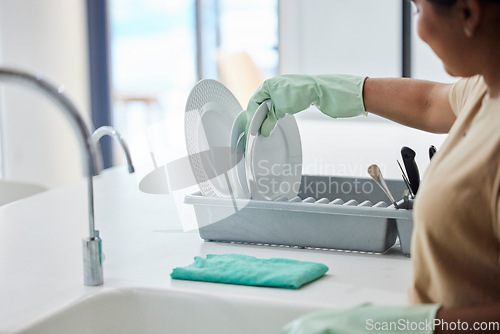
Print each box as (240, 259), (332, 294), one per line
(245, 101), (302, 200)
(185, 79), (242, 197)
(228, 111), (251, 198)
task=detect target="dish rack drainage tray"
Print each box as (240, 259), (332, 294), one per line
(185, 175), (414, 255)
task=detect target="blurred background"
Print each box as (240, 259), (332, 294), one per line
(0, 0), (455, 193)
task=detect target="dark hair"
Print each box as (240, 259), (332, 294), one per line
(425, 0), (500, 17)
(426, 0), (456, 5)
(426, 0), (500, 6)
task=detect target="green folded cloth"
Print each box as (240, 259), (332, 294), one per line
(170, 254), (329, 289)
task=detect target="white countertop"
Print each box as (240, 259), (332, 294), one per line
(0, 166), (412, 333)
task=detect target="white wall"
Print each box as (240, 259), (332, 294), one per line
(279, 0), (457, 81)
(279, 0), (401, 77)
(0, 0), (90, 188)
(277, 0), (449, 179)
(0, 10), (3, 179)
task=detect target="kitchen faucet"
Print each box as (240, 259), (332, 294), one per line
(92, 126), (135, 174)
(0, 67), (133, 286)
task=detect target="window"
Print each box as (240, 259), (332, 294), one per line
(110, 0), (197, 128)
(109, 0), (278, 167)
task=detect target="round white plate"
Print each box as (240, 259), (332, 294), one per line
(185, 79), (242, 197)
(228, 111), (250, 198)
(245, 101), (302, 200)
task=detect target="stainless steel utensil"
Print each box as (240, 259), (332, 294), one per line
(397, 160), (414, 198)
(367, 164), (398, 208)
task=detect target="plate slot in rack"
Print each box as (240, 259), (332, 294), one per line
(184, 175), (414, 256)
(274, 195), (390, 208)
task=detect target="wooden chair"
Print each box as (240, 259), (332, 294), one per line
(216, 50), (265, 108)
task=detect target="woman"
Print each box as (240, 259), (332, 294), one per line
(245, 0), (500, 332)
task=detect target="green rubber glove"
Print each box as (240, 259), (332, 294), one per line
(245, 74), (368, 137)
(282, 303), (441, 334)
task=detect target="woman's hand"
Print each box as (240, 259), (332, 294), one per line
(434, 303), (500, 333)
(282, 303), (440, 334)
(244, 74), (367, 138)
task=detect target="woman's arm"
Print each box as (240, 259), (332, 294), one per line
(434, 304), (500, 333)
(363, 78), (457, 133)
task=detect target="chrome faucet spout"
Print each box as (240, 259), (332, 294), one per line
(0, 67), (104, 286)
(92, 126), (135, 174)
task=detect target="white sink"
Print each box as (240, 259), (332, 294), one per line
(17, 287), (321, 334)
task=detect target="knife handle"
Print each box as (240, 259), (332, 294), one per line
(429, 145), (437, 160)
(401, 146), (420, 195)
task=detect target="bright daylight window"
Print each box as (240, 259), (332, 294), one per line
(109, 0), (278, 166)
(110, 0), (197, 132)
(218, 0), (278, 74)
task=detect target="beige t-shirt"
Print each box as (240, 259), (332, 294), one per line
(409, 75), (500, 308)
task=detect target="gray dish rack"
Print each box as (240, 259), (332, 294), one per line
(184, 175), (414, 256)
